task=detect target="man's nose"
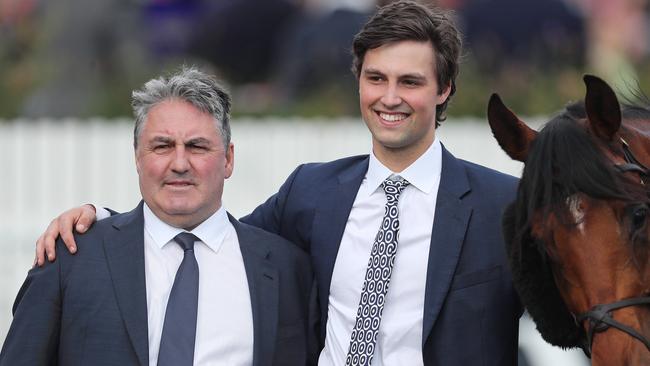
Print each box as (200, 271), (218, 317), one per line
(380, 83), (402, 108)
(171, 145), (190, 173)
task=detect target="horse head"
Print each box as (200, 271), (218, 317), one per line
(489, 75), (650, 365)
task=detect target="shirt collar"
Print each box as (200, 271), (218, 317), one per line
(364, 137), (442, 196)
(143, 203), (230, 253)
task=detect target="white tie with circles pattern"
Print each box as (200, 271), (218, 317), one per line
(345, 177), (410, 366)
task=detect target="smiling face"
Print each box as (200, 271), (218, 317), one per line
(359, 40), (450, 170)
(135, 99), (234, 229)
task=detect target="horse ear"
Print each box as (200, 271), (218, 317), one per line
(488, 93), (538, 162)
(584, 74), (621, 141)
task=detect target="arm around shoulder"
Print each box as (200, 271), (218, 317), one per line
(241, 164), (305, 235)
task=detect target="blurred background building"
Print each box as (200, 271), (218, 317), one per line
(2, 0), (647, 364)
(2, 0), (649, 119)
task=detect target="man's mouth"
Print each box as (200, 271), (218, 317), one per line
(377, 111), (409, 122)
(164, 180), (195, 187)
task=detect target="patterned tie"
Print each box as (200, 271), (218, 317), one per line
(158, 232), (200, 366)
(345, 177), (410, 366)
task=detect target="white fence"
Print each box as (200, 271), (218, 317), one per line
(0, 117), (587, 364)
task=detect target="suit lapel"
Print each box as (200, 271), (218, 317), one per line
(422, 146), (472, 346)
(310, 157), (368, 326)
(103, 201), (149, 366)
(230, 214), (279, 366)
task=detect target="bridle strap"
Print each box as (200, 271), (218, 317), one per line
(617, 138), (650, 178)
(621, 138), (650, 172)
(616, 163), (649, 175)
(576, 297), (650, 357)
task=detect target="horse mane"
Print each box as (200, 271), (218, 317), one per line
(504, 101), (650, 348)
(503, 203), (583, 347)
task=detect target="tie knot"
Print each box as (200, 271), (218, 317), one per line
(174, 232), (199, 252)
(381, 177), (410, 199)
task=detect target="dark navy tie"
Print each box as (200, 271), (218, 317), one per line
(345, 177), (410, 366)
(158, 232), (200, 366)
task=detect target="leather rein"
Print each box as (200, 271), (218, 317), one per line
(575, 137), (650, 357)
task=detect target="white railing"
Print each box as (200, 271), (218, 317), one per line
(0, 117), (587, 364)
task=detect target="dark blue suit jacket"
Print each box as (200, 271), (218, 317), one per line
(242, 146), (523, 365)
(0, 202), (316, 366)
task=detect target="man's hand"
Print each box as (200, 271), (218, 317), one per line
(34, 204), (98, 266)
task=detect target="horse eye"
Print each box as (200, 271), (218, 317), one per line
(632, 206), (648, 230)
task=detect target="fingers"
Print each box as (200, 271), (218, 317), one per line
(33, 205), (98, 266)
(53, 205), (96, 255)
(57, 210), (78, 256)
(35, 233), (46, 267)
(74, 204), (97, 233)
(34, 218), (62, 266)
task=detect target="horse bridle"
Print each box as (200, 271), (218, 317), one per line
(617, 138), (650, 182)
(576, 297), (650, 357)
(574, 137), (650, 358)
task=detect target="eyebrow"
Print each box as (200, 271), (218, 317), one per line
(362, 67), (427, 81)
(185, 137), (212, 145)
(150, 136), (173, 144)
(361, 68), (384, 78)
(363, 68), (383, 75)
(149, 136), (213, 145)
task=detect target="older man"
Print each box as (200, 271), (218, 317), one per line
(0, 67), (315, 366)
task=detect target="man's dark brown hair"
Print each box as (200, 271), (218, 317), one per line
(352, 0), (461, 126)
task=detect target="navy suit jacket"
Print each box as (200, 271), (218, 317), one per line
(242, 146), (523, 365)
(0, 202), (316, 366)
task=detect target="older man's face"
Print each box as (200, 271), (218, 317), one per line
(135, 99), (233, 229)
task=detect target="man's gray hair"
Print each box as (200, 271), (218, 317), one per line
(132, 66), (232, 150)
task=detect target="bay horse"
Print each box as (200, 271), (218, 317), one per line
(488, 75), (650, 365)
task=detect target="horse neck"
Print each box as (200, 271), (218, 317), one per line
(590, 307), (650, 366)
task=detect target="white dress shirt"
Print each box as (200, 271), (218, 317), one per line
(318, 138), (442, 366)
(143, 204), (254, 366)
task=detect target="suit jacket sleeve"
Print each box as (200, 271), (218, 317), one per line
(241, 164), (303, 236)
(0, 242), (64, 365)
